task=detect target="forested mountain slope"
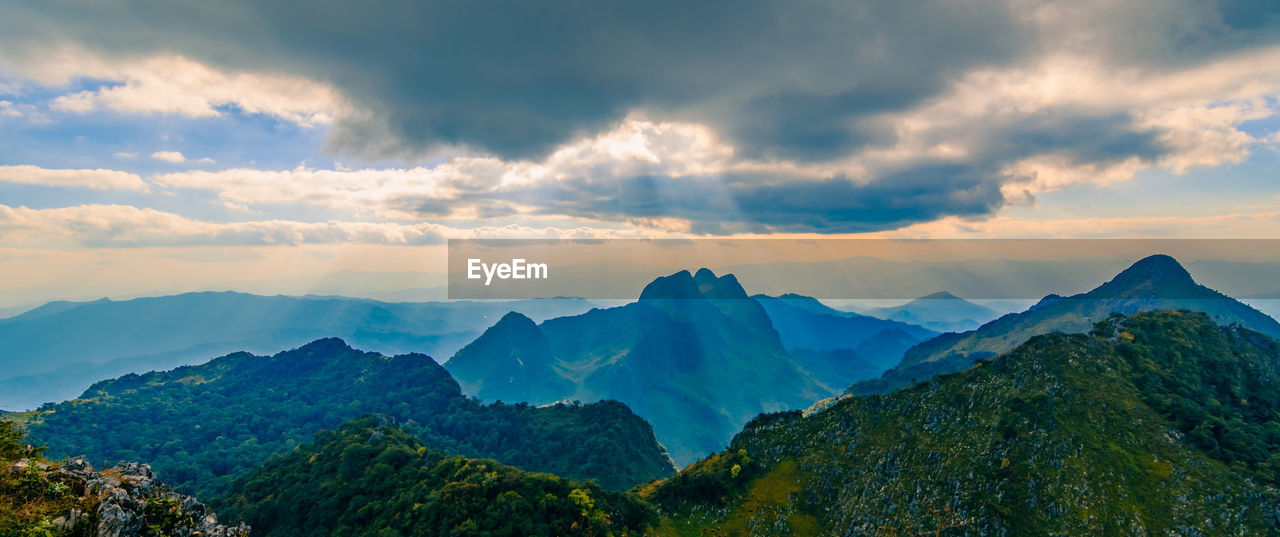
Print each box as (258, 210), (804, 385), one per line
(13, 338), (673, 497)
(650, 310), (1280, 536)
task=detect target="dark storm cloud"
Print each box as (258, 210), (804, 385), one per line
(1, 0), (1028, 160)
(1045, 0), (1280, 67)
(6, 0), (1274, 161)
(5, 0), (1280, 235)
(379, 110), (1168, 233)
(414, 164), (1007, 234)
(721, 166), (1007, 233)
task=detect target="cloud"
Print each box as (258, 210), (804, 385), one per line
(6, 0), (1278, 162)
(0, 100), (21, 117)
(157, 118), (989, 233)
(151, 118), (742, 215)
(0, 204), (681, 248)
(141, 83), (1268, 234)
(0, 204), (447, 247)
(0, 98), (46, 123)
(0, 164), (148, 191)
(0, 0), (1033, 160)
(3, 0), (1280, 235)
(113, 152), (137, 159)
(151, 151), (186, 163)
(23, 51), (343, 126)
(809, 44), (1280, 207)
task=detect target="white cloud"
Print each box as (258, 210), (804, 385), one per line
(845, 46), (1280, 198)
(999, 156), (1147, 206)
(7, 48), (345, 126)
(0, 99), (47, 123)
(113, 152), (137, 159)
(196, 157), (215, 164)
(0, 204), (446, 247)
(0, 204), (682, 248)
(151, 151), (186, 163)
(151, 117), (746, 219)
(145, 38), (1280, 233)
(7, 34), (1280, 236)
(0, 165), (148, 191)
(0, 100), (21, 117)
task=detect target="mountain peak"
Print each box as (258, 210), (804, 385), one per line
(495, 310), (537, 329)
(1125, 254), (1191, 276)
(1030, 293), (1064, 310)
(460, 311), (545, 347)
(693, 267), (718, 284)
(1092, 254), (1197, 297)
(640, 269), (750, 300)
(296, 337), (355, 354)
(639, 270), (701, 299)
(914, 291), (962, 301)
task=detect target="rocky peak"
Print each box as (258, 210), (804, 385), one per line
(693, 267), (718, 285)
(639, 270), (702, 299)
(640, 268), (750, 300)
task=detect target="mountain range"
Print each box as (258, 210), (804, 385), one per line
(6, 254), (1280, 536)
(0, 292), (594, 410)
(447, 268), (947, 466)
(14, 338), (674, 496)
(447, 268), (840, 467)
(849, 254), (1280, 396)
(648, 310), (1280, 534)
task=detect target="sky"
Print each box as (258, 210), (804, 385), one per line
(1, 0), (1280, 306)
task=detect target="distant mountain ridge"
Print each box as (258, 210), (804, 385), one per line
(751, 293), (937, 389)
(849, 254), (1280, 396)
(0, 291), (594, 410)
(752, 293), (935, 351)
(448, 269), (842, 467)
(861, 291), (1001, 332)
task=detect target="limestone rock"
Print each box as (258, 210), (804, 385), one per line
(8, 454), (248, 537)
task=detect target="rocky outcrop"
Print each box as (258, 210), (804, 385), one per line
(7, 456), (248, 537)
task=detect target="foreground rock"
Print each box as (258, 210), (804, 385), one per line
(4, 454), (247, 537)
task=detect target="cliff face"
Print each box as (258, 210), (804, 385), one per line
(3, 455), (247, 537)
(448, 268), (832, 467)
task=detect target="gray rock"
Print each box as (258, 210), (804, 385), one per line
(109, 461), (157, 496)
(16, 455), (248, 537)
(96, 495), (142, 537)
